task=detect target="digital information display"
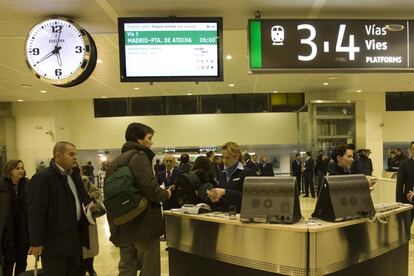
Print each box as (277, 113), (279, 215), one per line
(121, 21), (220, 80)
(249, 19), (414, 71)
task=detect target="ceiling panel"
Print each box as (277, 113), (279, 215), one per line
(0, 0), (414, 102)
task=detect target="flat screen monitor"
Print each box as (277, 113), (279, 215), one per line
(240, 176), (301, 224)
(312, 174), (375, 222)
(118, 17), (223, 82)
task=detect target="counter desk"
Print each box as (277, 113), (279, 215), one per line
(165, 205), (411, 276)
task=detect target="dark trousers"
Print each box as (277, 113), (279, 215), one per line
(304, 172), (315, 197)
(15, 244), (28, 276)
(294, 175), (301, 194)
(42, 253), (82, 276)
(2, 255), (15, 276)
(2, 244), (28, 276)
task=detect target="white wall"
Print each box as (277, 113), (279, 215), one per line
(383, 111), (414, 143)
(10, 94), (414, 177)
(12, 99), (298, 176)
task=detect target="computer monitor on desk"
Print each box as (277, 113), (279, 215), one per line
(312, 174), (375, 222)
(240, 176), (302, 224)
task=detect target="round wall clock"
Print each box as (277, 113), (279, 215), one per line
(25, 17), (97, 87)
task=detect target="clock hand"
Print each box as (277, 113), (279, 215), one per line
(56, 51), (62, 66)
(55, 26), (63, 48)
(36, 49), (55, 64)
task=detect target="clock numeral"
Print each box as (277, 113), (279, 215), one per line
(51, 25), (63, 33)
(55, 69), (62, 76)
(75, 46), (83, 53)
(32, 48), (40, 55)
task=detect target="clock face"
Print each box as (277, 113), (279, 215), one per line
(25, 18), (97, 87)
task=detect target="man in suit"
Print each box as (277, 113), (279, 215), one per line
(244, 153), (259, 176)
(27, 141), (92, 276)
(157, 155), (181, 209)
(304, 151), (315, 198)
(291, 154), (302, 195)
(396, 141), (414, 224)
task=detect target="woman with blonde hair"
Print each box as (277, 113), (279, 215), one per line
(0, 160), (30, 276)
(208, 142), (246, 212)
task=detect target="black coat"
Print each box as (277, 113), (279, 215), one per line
(259, 162), (274, 176)
(244, 160), (259, 176)
(396, 158), (414, 204)
(0, 180), (14, 266)
(4, 177), (30, 247)
(351, 155), (363, 174)
(328, 162), (351, 176)
(291, 160), (302, 177)
(360, 156), (373, 176)
(304, 158), (314, 176)
(26, 160), (92, 257)
(217, 164), (246, 212)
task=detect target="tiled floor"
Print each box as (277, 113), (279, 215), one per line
(26, 196), (414, 275)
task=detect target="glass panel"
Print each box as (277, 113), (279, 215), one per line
(166, 96), (197, 115)
(386, 92), (401, 111)
(94, 99), (112, 117)
(111, 98), (128, 116)
(253, 94), (268, 112)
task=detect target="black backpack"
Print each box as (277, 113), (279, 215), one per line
(175, 172), (215, 206)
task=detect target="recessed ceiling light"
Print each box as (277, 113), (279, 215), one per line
(134, 87), (140, 90)
(323, 82), (329, 86)
(328, 76), (339, 80)
(273, 91), (278, 93)
(101, 96), (107, 98)
(97, 59), (103, 64)
(356, 90), (362, 93)
(225, 55), (233, 60)
(17, 99), (24, 102)
(187, 93), (192, 96)
(40, 90), (47, 94)
(228, 83), (235, 87)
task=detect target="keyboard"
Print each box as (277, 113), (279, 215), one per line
(374, 202), (403, 212)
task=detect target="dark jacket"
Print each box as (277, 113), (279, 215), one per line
(217, 163), (246, 212)
(156, 167), (181, 209)
(27, 160), (92, 257)
(314, 156), (328, 175)
(350, 155), (363, 174)
(304, 158), (314, 176)
(0, 181), (14, 266)
(396, 158), (414, 204)
(360, 156), (373, 176)
(177, 163), (191, 175)
(328, 162), (351, 176)
(4, 177), (30, 247)
(387, 157), (398, 172)
(105, 142), (169, 246)
(259, 162), (274, 176)
(291, 160), (302, 177)
(244, 160), (259, 176)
